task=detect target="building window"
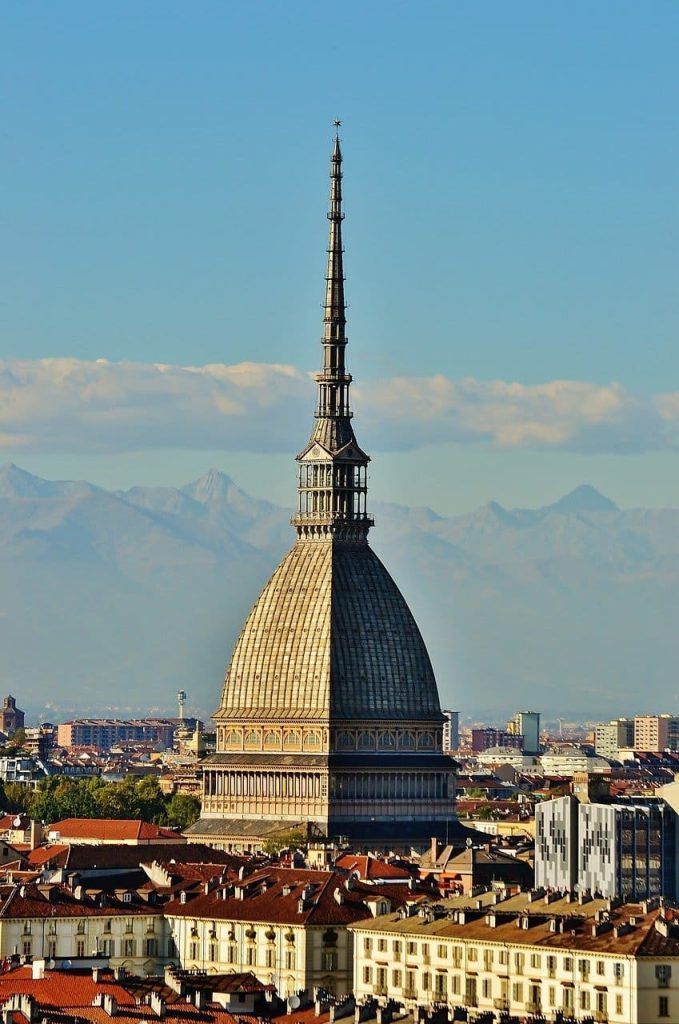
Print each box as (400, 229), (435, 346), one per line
(190, 941), (199, 960)
(616, 994), (624, 1015)
(145, 939), (158, 957)
(363, 966), (372, 985)
(285, 950), (295, 970)
(434, 973), (447, 998)
(364, 938), (372, 954)
(657, 965), (672, 988)
(391, 969), (401, 988)
(246, 946), (256, 966)
(123, 939), (136, 957)
(468, 946), (477, 962)
(659, 996), (669, 1018)
(481, 978), (491, 999)
(47, 941), (56, 959)
(377, 938), (387, 953)
(376, 968), (387, 994)
(530, 953), (541, 969)
(512, 982), (523, 1003)
(422, 972), (430, 992)
(596, 959), (605, 976)
(614, 962), (624, 980)
(578, 959), (590, 978)
(564, 957), (573, 972)
(437, 944), (447, 959)
(22, 941), (31, 956)
(548, 985), (556, 1007)
(483, 949), (493, 970)
(580, 990), (590, 1011)
(406, 941), (416, 957)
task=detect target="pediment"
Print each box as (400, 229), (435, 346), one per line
(297, 442), (333, 462)
(297, 440), (370, 463)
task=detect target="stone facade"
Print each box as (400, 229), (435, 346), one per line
(351, 888), (679, 1023)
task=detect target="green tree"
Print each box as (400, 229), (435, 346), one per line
(165, 793), (201, 831)
(263, 828), (307, 854)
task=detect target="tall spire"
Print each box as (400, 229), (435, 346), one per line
(292, 126), (372, 541)
(322, 130), (347, 376)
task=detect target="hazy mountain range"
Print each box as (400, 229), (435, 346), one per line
(1, 463), (678, 724)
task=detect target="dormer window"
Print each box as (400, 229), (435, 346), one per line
(123, 892), (132, 904)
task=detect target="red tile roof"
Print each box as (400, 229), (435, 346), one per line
(0, 967), (249, 1024)
(165, 866), (407, 926)
(0, 883), (163, 919)
(26, 844), (69, 868)
(47, 819), (180, 842)
(335, 854), (412, 882)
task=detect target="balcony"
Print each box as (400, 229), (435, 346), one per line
(493, 998), (509, 1011)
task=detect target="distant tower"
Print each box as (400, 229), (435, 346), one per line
(177, 690), (187, 722)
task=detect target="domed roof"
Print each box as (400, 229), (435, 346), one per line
(216, 539), (442, 723)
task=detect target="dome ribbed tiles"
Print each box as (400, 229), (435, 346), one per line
(217, 539), (442, 723)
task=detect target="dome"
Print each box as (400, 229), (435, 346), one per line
(217, 538), (442, 723)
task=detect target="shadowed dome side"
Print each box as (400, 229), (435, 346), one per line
(330, 543), (441, 720)
(216, 540), (442, 723)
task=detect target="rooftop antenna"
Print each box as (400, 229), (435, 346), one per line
(177, 690), (187, 722)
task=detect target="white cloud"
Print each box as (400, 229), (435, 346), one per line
(0, 357), (675, 456)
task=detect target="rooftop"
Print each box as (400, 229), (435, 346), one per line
(350, 888), (679, 956)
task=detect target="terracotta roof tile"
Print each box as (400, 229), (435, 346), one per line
(47, 819), (180, 842)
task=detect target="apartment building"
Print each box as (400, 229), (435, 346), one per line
(634, 715), (679, 754)
(471, 728), (523, 754)
(0, 881), (168, 974)
(536, 795), (676, 900)
(595, 719), (635, 760)
(351, 888), (679, 1023)
(442, 710), (459, 753)
(165, 866), (409, 998)
(508, 711), (541, 755)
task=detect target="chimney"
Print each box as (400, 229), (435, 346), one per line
(430, 837), (439, 863)
(113, 966), (126, 981)
(164, 965), (182, 994)
(31, 960), (45, 981)
(194, 990), (207, 1010)
(93, 995), (118, 1017)
(28, 820), (42, 851)
(149, 993), (166, 1019)
(334, 888), (345, 906)
(92, 967), (101, 983)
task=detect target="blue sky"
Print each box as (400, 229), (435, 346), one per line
(2, 2), (678, 512)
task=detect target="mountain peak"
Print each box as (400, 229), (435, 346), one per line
(0, 463), (49, 497)
(548, 484), (619, 514)
(0, 463), (98, 500)
(182, 469), (242, 504)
